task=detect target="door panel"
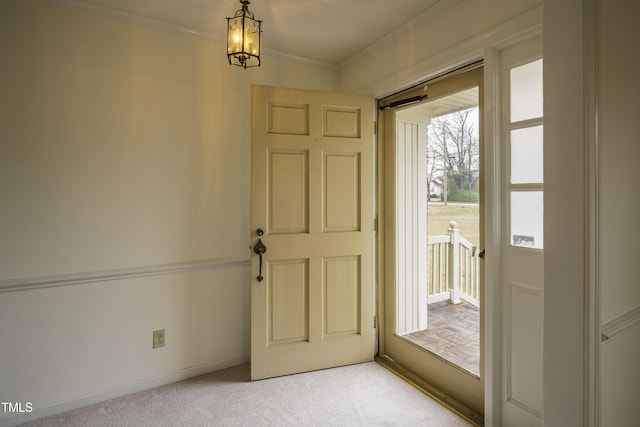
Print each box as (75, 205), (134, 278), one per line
(269, 150), (308, 233)
(269, 259), (309, 345)
(508, 282), (543, 412)
(251, 85), (374, 380)
(324, 255), (361, 336)
(324, 153), (360, 231)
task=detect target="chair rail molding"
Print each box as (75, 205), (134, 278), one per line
(601, 306), (640, 344)
(0, 257), (250, 294)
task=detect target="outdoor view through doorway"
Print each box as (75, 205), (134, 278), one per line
(397, 88), (480, 377)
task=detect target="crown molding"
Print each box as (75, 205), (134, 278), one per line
(46, 0), (338, 70)
(48, 0), (218, 40)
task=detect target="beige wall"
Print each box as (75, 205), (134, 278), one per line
(0, 1), (337, 424)
(4, 0), (638, 425)
(597, 1), (640, 425)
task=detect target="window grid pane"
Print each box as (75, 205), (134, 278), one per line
(510, 59), (543, 122)
(509, 59), (544, 249)
(510, 125), (543, 184)
(510, 191), (544, 249)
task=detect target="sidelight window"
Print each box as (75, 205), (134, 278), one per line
(507, 59), (544, 249)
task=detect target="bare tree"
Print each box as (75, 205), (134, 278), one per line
(426, 142), (443, 198)
(427, 107), (479, 196)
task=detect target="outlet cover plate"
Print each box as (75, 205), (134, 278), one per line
(153, 329), (165, 348)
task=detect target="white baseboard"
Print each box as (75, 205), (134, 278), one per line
(0, 354), (250, 427)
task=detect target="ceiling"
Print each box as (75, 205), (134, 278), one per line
(397, 87), (478, 122)
(59, 0), (445, 65)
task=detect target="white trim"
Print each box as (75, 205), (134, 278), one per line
(483, 45), (503, 427)
(47, 0), (218, 40)
(601, 306), (640, 344)
(0, 354), (250, 427)
(264, 49), (339, 71)
(584, 0), (600, 425)
(0, 258), (250, 293)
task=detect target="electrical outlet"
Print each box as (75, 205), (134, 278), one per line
(152, 329), (165, 349)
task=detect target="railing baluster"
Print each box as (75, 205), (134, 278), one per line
(447, 222), (461, 304)
(427, 220), (480, 308)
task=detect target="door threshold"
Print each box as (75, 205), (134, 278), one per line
(375, 355), (484, 427)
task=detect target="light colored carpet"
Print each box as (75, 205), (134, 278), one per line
(21, 362), (472, 426)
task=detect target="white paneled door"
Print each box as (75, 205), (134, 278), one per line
(250, 85), (375, 380)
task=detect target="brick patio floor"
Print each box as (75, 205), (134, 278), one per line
(402, 300), (480, 377)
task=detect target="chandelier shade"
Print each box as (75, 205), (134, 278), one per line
(226, 0), (261, 68)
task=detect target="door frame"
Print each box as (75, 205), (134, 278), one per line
(377, 63), (484, 418)
(372, 11), (543, 425)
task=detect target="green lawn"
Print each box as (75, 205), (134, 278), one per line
(427, 203), (479, 246)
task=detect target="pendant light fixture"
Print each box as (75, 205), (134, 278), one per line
(226, 0), (261, 68)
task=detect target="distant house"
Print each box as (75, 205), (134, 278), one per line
(429, 176), (445, 199)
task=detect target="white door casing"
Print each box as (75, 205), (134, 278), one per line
(250, 85), (375, 380)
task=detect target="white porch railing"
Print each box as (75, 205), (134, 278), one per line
(427, 221), (481, 307)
